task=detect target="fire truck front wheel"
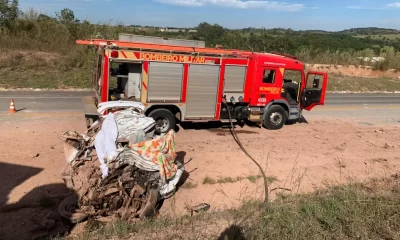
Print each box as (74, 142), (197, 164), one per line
(148, 109), (176, 134)
(263, 105), (288, 130)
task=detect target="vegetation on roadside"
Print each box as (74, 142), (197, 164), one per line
(327, 75), (400, 92)
(202, 175), (277, 185)
(180, 181), (198, 189)
(1, 1), (400, 90)
(63, 176), (400, 240)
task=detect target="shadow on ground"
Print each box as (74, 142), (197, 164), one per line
(178, 121), (225, 131)
(0, 162), (43, 209)
(287, 115), (309, 125)
(218, 224), (247, 240)
(0, 163), (78, 240)
(176, 116), (309, 134)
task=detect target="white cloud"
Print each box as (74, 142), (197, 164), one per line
(347, 2), (400, 10)
(387, 2), (400, 8)
(156, 0), (203, 6)
(346, 6), (384, 10)
(155, 0), (305, 12)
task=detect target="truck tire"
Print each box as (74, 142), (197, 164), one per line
(148, 108), (176, 134)
(263, 105), (288, 130)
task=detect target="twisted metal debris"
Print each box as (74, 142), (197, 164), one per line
(59, 107), (183, 223)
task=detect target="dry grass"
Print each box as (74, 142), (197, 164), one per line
(1, 49), (399, 91)
(202, 175), (277, 185)
(327, 74), (400, 92)
(0, 49), (92, 89)
(202, 175), (217, 185)
(60, 176), (400, 240)
(244, 177), (400, 240)
(247, 175), (262, 183)
(0, 67), (90, 89)
(180, 181), (198, 189)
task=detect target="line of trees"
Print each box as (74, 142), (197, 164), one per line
(1, 0), (400, 70)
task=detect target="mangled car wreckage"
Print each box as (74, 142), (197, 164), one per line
(59, 101), (184, 223)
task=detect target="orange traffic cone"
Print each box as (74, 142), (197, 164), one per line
(9, 99), (16, 113)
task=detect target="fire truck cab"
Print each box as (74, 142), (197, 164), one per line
(78, 35), (328, 133)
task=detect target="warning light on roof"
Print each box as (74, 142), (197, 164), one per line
(111, 51), (119, 58)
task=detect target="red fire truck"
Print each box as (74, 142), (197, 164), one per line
(77, 35), (328, 133)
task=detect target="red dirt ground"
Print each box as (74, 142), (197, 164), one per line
(0, 112), (399, 239)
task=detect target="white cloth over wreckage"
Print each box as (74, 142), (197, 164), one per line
(113, 108), (156, 141)
(94, 113), (118, 178)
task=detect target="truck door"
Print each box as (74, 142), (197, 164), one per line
(300, 71), (328, 111)
(253, 66), (282, 106)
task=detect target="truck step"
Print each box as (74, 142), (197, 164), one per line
(220, 119), (237, 123)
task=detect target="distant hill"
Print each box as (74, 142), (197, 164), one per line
(337, 27), (400, 35)
(224, 27), (400, 37)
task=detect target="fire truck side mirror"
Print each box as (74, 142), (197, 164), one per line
(313, 78), (320, 88)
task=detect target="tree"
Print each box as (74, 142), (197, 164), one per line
(56, 8), (79, 24)
(196, 22), (225, 47)
(220, 31), (245, 49)
(0, 0), (19, 27)
(37, 13), (53, 22)
(55, 8), (81, 41)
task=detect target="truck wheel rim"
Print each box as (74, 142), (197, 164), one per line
(270, 112), (283, 126)
(156, 118), (169, 132)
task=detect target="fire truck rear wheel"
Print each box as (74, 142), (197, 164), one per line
(263, 105), (288, 130)
(148, 109), (176, 134)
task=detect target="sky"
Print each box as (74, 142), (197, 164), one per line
(19, 0), (400, 31)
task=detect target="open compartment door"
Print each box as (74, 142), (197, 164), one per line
(300, 71), (328, 111)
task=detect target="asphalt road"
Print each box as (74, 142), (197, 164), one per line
(0, 91), (399, 124)
(323, 93), (400, 106)
(0, 91), (91, 113)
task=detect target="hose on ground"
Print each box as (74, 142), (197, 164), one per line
(222, 99), (269, 204)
